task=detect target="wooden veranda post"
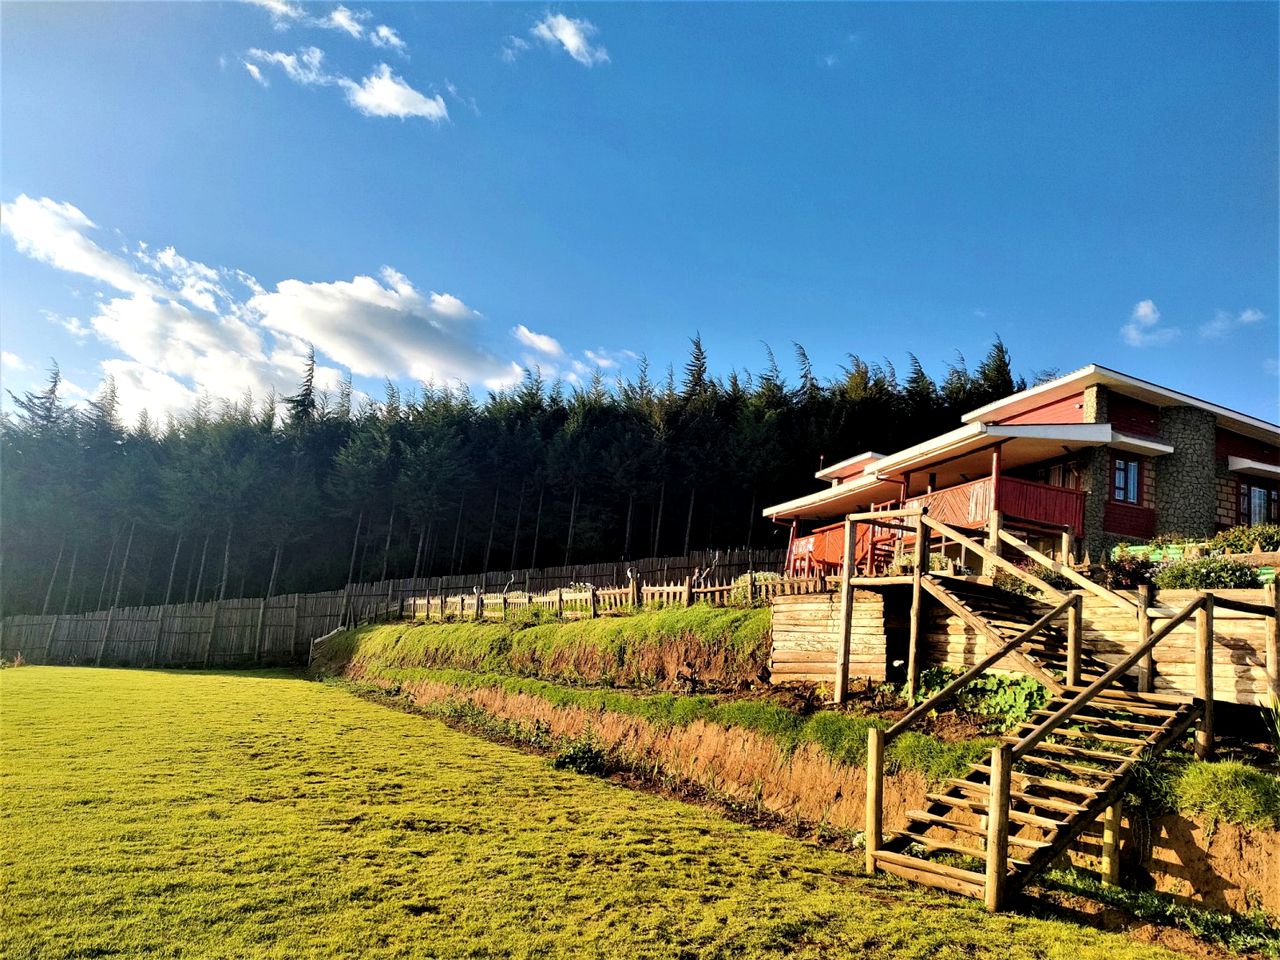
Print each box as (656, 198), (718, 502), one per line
(834, 517), (856, 704)
(1265, 582), (1278, 700)
(905, 511), (927, 700)
(1136, 584), (1154, 692)
(1065, 594), (1082, 688)
(985, 743), (1012, 912)
(1194, 593), (1215, 760)
(865, 727), (884, 875)
(1101, 801), (1123, 887)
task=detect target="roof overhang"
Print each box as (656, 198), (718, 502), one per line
(815, 450), (885, 482)
(1228, 456), (1280, 480)
(1109, 432), (1175, 457)
(960, 364), (1280, 445)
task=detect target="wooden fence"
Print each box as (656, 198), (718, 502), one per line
(1, 547), (789, 668)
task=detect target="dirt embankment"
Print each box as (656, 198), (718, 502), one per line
(362, 671), (1280, 916)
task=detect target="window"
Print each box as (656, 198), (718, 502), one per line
(1112, 457), (1141, 504)
(1238, 480), (1279, 526)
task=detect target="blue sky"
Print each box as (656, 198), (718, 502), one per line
(2, 1), (1277, 425)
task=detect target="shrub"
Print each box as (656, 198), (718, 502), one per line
(1172, 761), (1280, 830)
(992, 558), (1072, 596)
(1146, 532), (1198, 550)
(886, 553), (968, 576)
(912, 666), (1048, 729)
(727, 571), (781, 607)
(1151, 557), (1261, 590)
(1098, 546), (1155, 588)
(1208, 523), (1280, 554)
(552, 740), (610, 776)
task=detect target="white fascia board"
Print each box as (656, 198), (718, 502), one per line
(1110, 432), (1175, 456)
(1228, 456), (1280, 479)
(864, 423), (988, 475)
(986, 423), (1112, 443)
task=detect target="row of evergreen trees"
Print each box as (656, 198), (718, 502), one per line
(1, 337), (1039, 615)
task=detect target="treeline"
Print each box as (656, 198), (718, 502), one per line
(1, 337), (1036, 615)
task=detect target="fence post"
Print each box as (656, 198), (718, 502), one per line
(556, 588), (564, 618)
(203, 601), (220, 667)
(747, 571), (756, 604)
(1101, 800), (1123, 887)
(1265, 582), (1278, 701)
(589, 585), (599, 618)
(682, 576), (693, 608)
(253, 596), (268, 662)
(865, 727), (883, 875)
(501, 594), (509, 621)
(1194, 593), (1214, 760)
(42, 615), (60, 664)
(985, 743), (1012, 912)
(1066, 594), (1083, 688)
(835, 517), (856, 705)
(95, 607), (117, 666)
(291, 595), (301, 661)
(631, 577), (642, 609)
(438, 593), (445, 622)
(1136, 584), (1153, 692)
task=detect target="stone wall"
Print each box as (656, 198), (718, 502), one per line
(1080, 385), (1112, 558)
(1156, 406), (1218, 539)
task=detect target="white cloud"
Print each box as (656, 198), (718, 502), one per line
(243, 61), (267, 85)
(501, 35), (530, 63)
(531, 14), (609, 67)
(1121, 299), (1179, 347)
(0, 195), (162, 297)
(246, 46), (330, 85)
(583, 349), (618, 369)
(245, 0), (304, 26)
(250, 267), (517, 388)
(1200, 307), (1266, 339)
(823, 53), (840, 68)
(338, 64), (447, 120)
(445, 81), (480, 116)
(1, 351), (28, 371)
(371, 24), (406, 54)
(325, 5), (365, 38)
(512, 324), (564, 357)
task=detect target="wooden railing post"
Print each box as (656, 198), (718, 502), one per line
(1060, 528), (1075, 565)
(1136, 584), (1154, 692)
(906, 511), (927, 700)
(1194, 593), (1215, 760)
(865, 727), (884, 875)
(984, 510), (1003, 578)
(985, 743), (1012, 912)
(1066, 593), (1082, 688)
(1265, 582), (1278, 701)
(1101, 800), (1122, 887)
(834, 517), (856, 704)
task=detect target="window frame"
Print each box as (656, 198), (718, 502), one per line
(1111, 455), (1142, 505)
(1238, 478), (1279, 527)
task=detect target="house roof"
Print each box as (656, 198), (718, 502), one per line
(962, 364), (1280, 442)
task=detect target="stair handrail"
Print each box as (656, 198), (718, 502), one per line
(997, 528), (1137, 614)
(884, 593), (1080, 745)
(920, 514), (1066, 601)
(1012, 593), (1206, 759)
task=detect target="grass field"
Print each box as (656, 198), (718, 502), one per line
(0, 667), (1184, 960)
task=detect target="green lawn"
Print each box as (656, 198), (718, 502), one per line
(1, 667), (1180, 960)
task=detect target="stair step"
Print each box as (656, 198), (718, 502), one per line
(979, 755), (1114, 781)
(872, 849), (986, 898)
(888, 831), (1032, 870)
(1030, 708), (1164, 732)
(903, 811), (1051, 849)
(1012, 722), (1153, 747)
(1064, 685), (1190, 707)
(925, 793), (1069, 829)
(1006, 738), (1134, 764)
(945, 779), (1089, 813)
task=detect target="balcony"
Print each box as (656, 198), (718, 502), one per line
(906, 476), (1084, 536)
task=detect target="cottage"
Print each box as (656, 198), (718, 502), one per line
(764, 364), (1279, 573)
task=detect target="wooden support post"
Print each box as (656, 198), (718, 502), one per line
(834, 517), (856, 704)
(985, 743), (1012, 912)
(905, 512), (927, 700)
(1136, 584), (1154, 692)
(95, 607), (117, 666)
(865, 727), (883, 875)
(556, 588), (565, 618)
(1101, 801), (1122, 887)
(1066, 594), (1083, 688)
(501, 593), (509, 621)
(747, 570), (756, 604)
(631, 576), (642, 609)
(984, 510), (1003, 577)
(253, 596), (268, 662)
(203, 601), (220, 667)
(682, 576), (693, 608)
(42, 615), (60, 664)
(1194, 594), (1215, 760)
(589, 586), (599, 618)
(438, 593), (446, 621)
(1265, 582), (1278, 701)
(1060, 528), (1075, 564)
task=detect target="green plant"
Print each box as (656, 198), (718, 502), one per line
(886, 553), (967, 576)
(1145, 532), (1197, 550)
(1209, 523), (1280, 555)
(1152, 557), (1262, 590)
(992, 558), (1072, 596)
(552, 739), (610, 776)
(1172, 761), (1280, 830)
(1098, 546), (1155, 588)
(911, 666), (1048, 729)
(727, 571), (781, 606)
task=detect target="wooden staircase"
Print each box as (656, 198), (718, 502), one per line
(851, 509), (1222, 911)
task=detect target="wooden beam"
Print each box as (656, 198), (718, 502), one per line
(1065, 594), (1082, 688)
(1266, 582), (1279, 701)
(922, 515), (1065, 601)
(997, 528), (1137, 613)
(985, 743), (1012, 912)
(1195, 594), (1215, 760)
(844, 507), (923, 523)
(833, 517), (856, 704)
(865, 727), (884, 875)
(1136, 584), (1153, 692)
(905, 512), (927, 700)
(1101, 801), (1122, 887)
